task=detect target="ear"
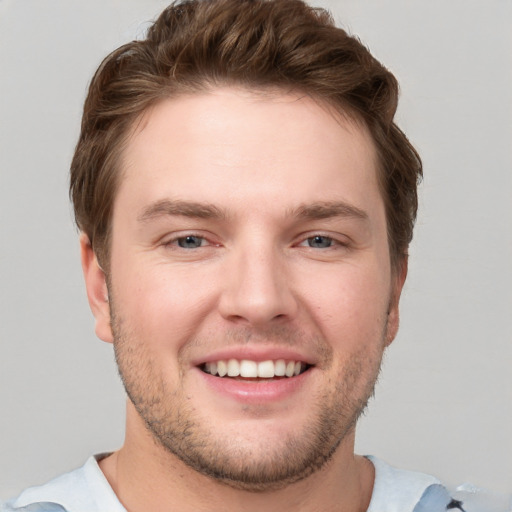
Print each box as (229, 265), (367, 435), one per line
(80, 233), (113, 343)
(385, 256), (408, 347)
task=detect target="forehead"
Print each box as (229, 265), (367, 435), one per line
(116, 87), (382, 222)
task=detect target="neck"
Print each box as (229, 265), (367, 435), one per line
(99, 404), (374, 512)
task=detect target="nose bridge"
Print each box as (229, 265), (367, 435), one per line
(219, 233), (296, 325)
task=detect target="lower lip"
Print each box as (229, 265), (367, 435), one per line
(196, 367), (312, 404)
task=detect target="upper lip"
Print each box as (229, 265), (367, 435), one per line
(190, 346), (318, 367)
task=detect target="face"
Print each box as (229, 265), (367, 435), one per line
(83, 87), (405, 491)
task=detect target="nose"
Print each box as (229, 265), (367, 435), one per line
(218, 243), (298, 327)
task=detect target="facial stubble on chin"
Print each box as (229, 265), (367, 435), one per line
(109, 303), (385, 492)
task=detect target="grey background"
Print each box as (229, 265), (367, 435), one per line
(1, 0), (511, 500)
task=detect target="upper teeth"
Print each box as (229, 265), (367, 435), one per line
(203, 359), (304, 378)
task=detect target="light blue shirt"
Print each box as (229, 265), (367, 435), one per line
(2, 454), (453, 512)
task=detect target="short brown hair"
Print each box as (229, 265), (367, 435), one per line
(70, 0), (422, 271)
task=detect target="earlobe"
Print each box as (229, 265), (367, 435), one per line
(385, 256), (408, 347)
(80, 233), (113, 343)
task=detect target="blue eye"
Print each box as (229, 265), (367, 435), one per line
(307, 235), (333, 248)
(177, 235), (205, 249)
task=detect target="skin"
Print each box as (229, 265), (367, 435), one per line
(81, 87), (406, 512)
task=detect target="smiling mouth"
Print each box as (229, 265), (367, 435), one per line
(200, 359), (312, 379)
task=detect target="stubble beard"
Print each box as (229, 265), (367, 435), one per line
(110, 307), (385, 492)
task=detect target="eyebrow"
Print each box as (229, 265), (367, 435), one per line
(137, 199), (227, 222)
(137, 199), (369, 224)
(291, 201), (369, 222)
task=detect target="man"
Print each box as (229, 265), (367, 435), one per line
(1, 0), (469, 510)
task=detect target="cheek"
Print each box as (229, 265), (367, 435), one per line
(110, 257), (220, 349)
(298, 262), (391, 346)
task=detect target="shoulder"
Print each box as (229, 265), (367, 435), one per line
(366, 456), (452, 512)
(4, 459), (93, 512)
(1, 503), (66, 512)
(2, 455), (125, 512)
(450, 484), (512, 512)
(366, 458), (512, 512)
